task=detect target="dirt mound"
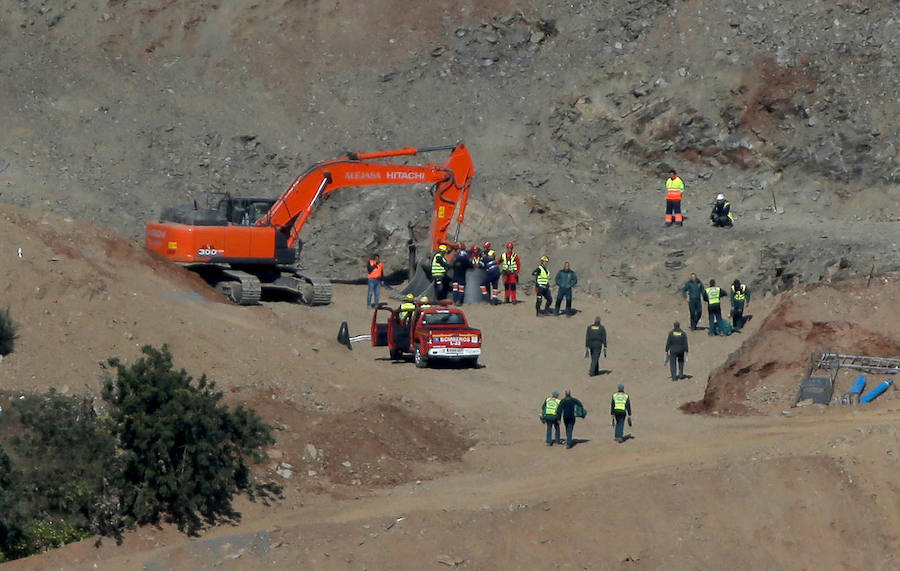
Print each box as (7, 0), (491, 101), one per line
(236, 391), (473, 495)
(683, 277), (900, 415)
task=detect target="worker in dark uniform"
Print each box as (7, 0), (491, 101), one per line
(585, 316), (608, 376)
(554, 261), (578, 315)
(610, 384), (632, 443)
(730, 279), (750, 330)
(479, 249), (501, 305)
(710, 194), (734, 227)
(532, 255), (553, 316)
(681, 272), (705, 330)
(431, 244), (451, 301)
(450, 242), (471, 306)
(557, 390), (585, 449)
(540, 390), (561, 446)
(665, 321), (689, 381)
(703, 279), (726, 336)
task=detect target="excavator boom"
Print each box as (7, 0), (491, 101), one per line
(262, 143), (474, 250)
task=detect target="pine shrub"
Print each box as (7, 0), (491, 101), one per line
(0, 308), (18, 356)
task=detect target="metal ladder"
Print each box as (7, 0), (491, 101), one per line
(814, 353), (900, 375)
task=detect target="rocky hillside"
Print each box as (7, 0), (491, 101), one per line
(1, 0), (897, 291)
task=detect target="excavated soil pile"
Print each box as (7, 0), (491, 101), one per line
(684, 277), (900, 415)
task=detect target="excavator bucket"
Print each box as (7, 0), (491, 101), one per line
(394, 264), (435, 300)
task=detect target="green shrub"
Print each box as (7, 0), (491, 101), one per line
(8, 390), (125, 539)
(103, 344), (279, 535)
(8, 519), (91, 559)
(0, 307), (18, 356)
(0, 444), (25, 561)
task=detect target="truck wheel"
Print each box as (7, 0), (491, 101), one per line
(414, 345), (428, 368)
(465, 357), (478, 368)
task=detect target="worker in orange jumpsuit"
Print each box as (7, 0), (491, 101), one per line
(664, 169), (685, 227)
(500, 241), (521, 303)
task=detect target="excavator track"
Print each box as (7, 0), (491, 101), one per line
(217, 269), (262, 305)
(295, 272), (332, 305)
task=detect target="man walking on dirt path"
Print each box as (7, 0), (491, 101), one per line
(703, 279), (726, 335)
(730, 279), (750, 330)
(585, 317), (608, 376)
(558, 390), (585, 449)
(665, 321), (689, 381)
(610, 384), (632, 443)
(554, 261), (578, 315)
(366, 254), (384, 308)
(541, 390), (562, 446)
(664, 169), (685, 227)
(681, 273), (704, 330)
(532, 255), (553, 316)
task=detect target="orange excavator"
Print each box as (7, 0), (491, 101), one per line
(145, 143), (475, 305)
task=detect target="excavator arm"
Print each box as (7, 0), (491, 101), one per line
(259, 143), (475, 251)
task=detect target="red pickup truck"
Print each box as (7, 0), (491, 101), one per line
(371, 302), (482, 368)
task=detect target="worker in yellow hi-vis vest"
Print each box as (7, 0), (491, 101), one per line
(664, 169), (685, 227)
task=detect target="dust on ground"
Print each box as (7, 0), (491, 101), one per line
(1, 207), (898, 569)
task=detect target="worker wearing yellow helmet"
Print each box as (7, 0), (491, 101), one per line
(531, 255), (553, 317)
(431, 244), (451, 300)
(399, 293), (416, 322)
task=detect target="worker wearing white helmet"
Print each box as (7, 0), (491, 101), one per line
(710, 194), (734, 227)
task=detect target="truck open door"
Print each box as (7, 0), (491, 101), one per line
(370, 305), (395, 347)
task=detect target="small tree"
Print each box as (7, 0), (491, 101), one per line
(8, 390), (125, 541)
(0, 307), (18, 357)
(102, 345), (278, 535)
(0, 444), (25, 561)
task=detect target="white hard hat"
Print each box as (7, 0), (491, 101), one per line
(716, 193), (725, 201)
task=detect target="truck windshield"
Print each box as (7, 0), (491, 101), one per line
(422, 312), (465, 325)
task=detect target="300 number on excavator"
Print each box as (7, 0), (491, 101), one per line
(145, 143), (475, 305)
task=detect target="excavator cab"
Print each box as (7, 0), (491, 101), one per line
(217, 197), (277, 225)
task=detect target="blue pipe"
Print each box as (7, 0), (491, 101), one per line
(860, 378), (893, 404)
(849, 374), (867, 395)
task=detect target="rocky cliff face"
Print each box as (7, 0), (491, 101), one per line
(1, 0), (897, 292)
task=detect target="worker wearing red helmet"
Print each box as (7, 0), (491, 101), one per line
(500, 241), (521, 303)
(469, 244), (482, 267)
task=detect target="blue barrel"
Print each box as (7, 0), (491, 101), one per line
(860, 378), (894, 404)
(849, 374), (867, 395)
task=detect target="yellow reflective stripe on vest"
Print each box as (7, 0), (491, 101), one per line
(536, 266), (550, 286)
(431, 253), (446, 276)
(732, 285), (746, 301)
(544, 397), (559, 416)
(706, 287), (721, 304)
(613, 392), (628, 411)
(666, 176), (684, 200)
(501, 252), (518, 272)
